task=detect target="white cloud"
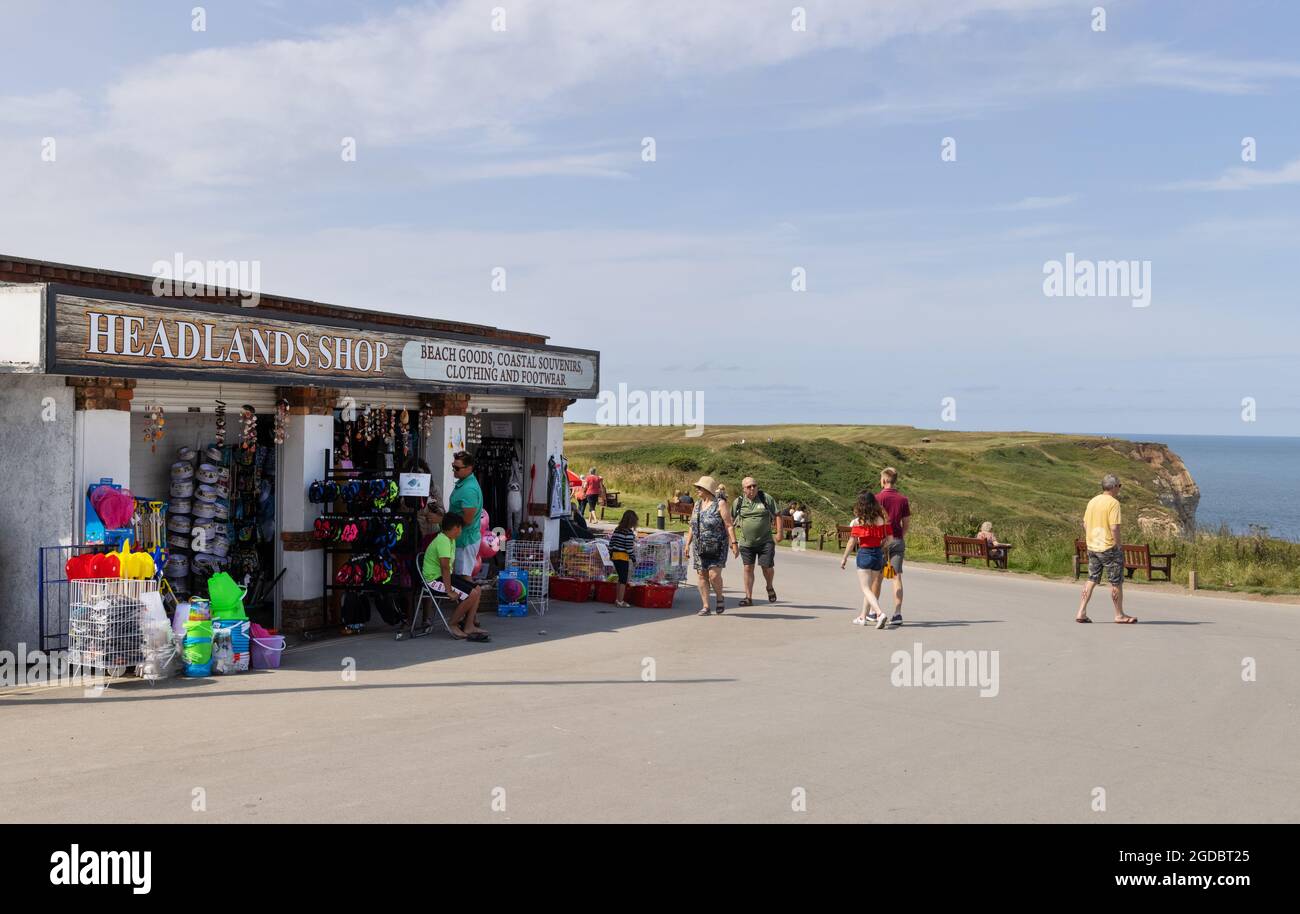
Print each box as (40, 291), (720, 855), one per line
(999, 194), (1078, 211)
(1168, 157), (1300, 192)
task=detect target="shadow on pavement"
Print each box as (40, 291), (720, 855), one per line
(1, 676), (736, 706)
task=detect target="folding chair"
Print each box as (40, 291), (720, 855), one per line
(398, 556), (468, 641)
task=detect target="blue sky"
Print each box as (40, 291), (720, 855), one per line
(3, 0), (1299, 437)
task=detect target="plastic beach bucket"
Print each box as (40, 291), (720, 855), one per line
(251, 634), (285, 670)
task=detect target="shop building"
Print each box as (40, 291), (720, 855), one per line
(0, 256), (598, 652)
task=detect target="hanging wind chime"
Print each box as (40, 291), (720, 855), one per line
(214, 399), (227, 447)
(274, 398), (290, 446)
(418, 403), (433, 441)
(143, 403), (166, 452)
(384, 405), (395, 449)
(240, 405), (258, 451)
(399, 408), (410, 457)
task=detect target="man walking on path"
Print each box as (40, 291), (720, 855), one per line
(873, 467), (910, 626)
(733, 477), (782, 605)
(1077, 474), (1138, 624)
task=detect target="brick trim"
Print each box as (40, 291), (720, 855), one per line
(421, 392), (470, 417)
(277, 386), (340, 417)
(280, 531), (324, 552)
(525, 397), (574, 418)
(67, 376), (135, 411)
(281, 598), (325, 634)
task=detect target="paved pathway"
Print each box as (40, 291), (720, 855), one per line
(3, 547), (1297, 822)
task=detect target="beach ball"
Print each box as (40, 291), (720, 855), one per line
(500, 577), (526, 604)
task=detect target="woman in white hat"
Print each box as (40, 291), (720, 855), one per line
(683, 475), (737, 615)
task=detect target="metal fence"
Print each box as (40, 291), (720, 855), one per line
(38, 545), (101, 652)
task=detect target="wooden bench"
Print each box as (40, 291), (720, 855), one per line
(666, 502), (693, 524)
(1073, 540), (1175, 581)
(943, 535), (1011, 569)
(775, 513), (811, 542)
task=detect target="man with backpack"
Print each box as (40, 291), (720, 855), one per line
(733, 476), (783, 606)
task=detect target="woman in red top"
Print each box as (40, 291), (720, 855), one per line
(581, 468), (605, 523)
(840, 490), (893, 629)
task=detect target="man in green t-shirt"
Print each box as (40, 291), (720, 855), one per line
(447, 450), (483, 577)
(421, 514), (486, 640)
(732, 476), (782, 606)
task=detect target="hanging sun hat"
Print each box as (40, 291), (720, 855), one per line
(177, 446), (197, 463)
(214, 481), (230, 500)
(169, 498), (192, 515)
(191, 553), (224, 576)
(167, 514), (193, 534)
(195, 484), (219, 504)
(692, 475), (718, 496)
(167, 532), (192, 552)
(209, 537), (230, 558)
(164, 554), (190, 577)
(196, 464), (221, 484)
(192, 501), (218, 520)
(204, 446), (223, 464)
(170, 480), (194, 499)
(171, 461), (195, 480)
(213, 502), (230, 521)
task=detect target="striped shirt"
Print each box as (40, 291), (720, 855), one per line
(608, 529), (637, 560)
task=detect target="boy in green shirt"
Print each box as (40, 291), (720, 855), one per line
(422, 514), (487, 640)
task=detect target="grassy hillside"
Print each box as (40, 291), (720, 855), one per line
(565, 423), (1300, 595)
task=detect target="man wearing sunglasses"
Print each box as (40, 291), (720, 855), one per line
(447, 450), (484, 580)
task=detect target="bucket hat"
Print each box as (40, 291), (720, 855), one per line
(692, 476), (718, 497)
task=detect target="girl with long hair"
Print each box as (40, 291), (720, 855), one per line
(841, 489), (892, 629)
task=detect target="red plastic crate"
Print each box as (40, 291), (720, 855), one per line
(628, 583), (677, 608)
(549, 577), (595, 602)
(594, 581), (619, 604)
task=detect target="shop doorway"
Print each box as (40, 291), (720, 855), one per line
(130, 390), (281, 629)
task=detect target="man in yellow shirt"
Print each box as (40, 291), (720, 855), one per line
(1076, 474), (1137, 624)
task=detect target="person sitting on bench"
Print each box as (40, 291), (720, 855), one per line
(422, 514), (487, 641)
(975, 522), (1007, 564)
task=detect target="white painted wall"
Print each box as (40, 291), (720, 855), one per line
(0, 284), (45, 371)
(74, 409), (132, 535)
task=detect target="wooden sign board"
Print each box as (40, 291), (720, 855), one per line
(47, 287), (599, 397)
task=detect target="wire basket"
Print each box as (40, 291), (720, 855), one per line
(631, 541), (674, 584)
(559, 539), (612, 581)
(67, 578), (156, 677)
(504, 539), (549, 615)
(639, 532), (687, 583)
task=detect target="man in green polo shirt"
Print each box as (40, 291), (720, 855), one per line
(733, 476), (782, 606)
(447, 450), (483, 578)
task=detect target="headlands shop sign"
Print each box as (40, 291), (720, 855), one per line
(47, 290), (598, 397)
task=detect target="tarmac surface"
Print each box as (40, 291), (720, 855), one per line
(3, 545), (1298, 823)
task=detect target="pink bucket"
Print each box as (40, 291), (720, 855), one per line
(250, 634), (285, 670)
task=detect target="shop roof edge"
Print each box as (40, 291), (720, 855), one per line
(0, 254), (551, 345)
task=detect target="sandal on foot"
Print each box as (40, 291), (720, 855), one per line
(738, 597), (754, 607)
(767, 587), (777, 603)
(1115, 616), (1138, 624)
(466, 631), (491, 642)
(1076, 616), (1093, 623)
(698, 607), (712, 616)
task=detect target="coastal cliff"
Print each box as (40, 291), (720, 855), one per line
(1107, 441), (1201, 536)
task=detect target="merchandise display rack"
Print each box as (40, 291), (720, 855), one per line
(505, 539), (548, 616)
(304, 449), (413, 641)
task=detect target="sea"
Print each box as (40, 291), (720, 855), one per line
(1130, 434), (1300, 542)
